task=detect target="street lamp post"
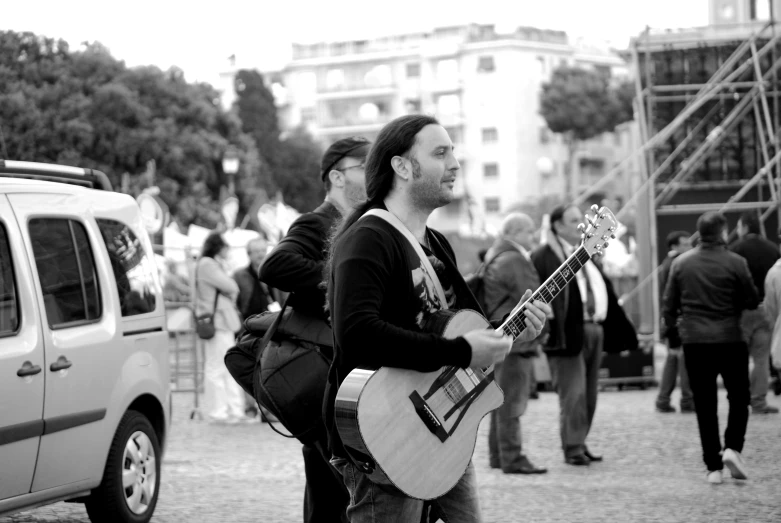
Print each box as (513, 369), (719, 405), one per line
(222, 147), (240, 196)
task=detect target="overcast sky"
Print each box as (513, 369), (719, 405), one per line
(4, 0), (708, 84)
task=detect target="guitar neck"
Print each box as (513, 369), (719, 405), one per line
(498, 246), (591, 341)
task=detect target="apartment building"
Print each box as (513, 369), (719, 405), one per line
(262, 24), (629, 234)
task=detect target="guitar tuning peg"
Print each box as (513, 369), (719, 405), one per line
(577, 223), (586, 232)
(603, 242), (609, 249)
(610, 234), (616, 239)
(591, 204), (599, 213)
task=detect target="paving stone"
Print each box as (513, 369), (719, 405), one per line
(4, 381), (781, 522)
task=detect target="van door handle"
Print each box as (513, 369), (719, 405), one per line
(50, 356), (72, 372)
(17, 361), (42, 377)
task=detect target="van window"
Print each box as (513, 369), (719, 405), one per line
(96, 219), (157, 316)
(29, 219), (101, 328)
(0, 223), (19, 335)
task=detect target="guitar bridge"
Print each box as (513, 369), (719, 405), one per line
(409, 391), (449, 443)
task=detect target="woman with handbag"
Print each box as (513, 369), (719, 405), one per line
(196, 232), (247, 423)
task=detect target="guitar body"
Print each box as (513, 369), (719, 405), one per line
(334, 309), (504, 500)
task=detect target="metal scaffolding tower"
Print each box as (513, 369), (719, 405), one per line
(576, 21), (781, 342)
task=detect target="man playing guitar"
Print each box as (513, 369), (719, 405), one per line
(324, 114), (551, 522)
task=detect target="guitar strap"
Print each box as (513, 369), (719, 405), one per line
(362, 208), (449, 310)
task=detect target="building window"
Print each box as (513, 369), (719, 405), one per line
(96, 219), (158, 317)
(477, 56), (495, 73)
(29, 218), (101, 328)
(406, 63), (421, 78)
(539, 127), (550, 145)
(358, 102), (381, 122)
(482, 127), (498, 143)
(436, 59), (458, 82)
(328, 101), (349, 122)
(537, 56), (547, 75)
(0, 223), (19, 335)
(300, 107), (316, 125)
(437, 94), (461, 115)
(485, 197), (501, 213)
(364, 64), (392, 87)
(483, 163), (499, 178)
(405, 99), (421, 114)
(326, 68), (345, 90)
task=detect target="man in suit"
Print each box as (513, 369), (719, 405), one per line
(483, 213), (547, 474)
(531, 204), (636, 466)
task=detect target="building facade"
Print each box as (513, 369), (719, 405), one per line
(260, 24), (629, 233)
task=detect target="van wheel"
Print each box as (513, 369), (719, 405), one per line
(85, 410), (161, 523)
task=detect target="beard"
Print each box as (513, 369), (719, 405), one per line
(409, 157), (453, 210)
(344, 178), (367, 209)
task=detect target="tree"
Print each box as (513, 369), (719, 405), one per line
(540, 66), (634, 198)
(0, 30), (265, 229)
(233, 69), (324, 213)
(275, 126), (324, 212)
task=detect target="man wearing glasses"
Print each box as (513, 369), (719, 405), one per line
(260, 136), (371, 523)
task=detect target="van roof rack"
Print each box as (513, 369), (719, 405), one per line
(0, 160), (113, 191)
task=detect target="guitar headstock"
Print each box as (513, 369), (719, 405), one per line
(577, 205), (619, 258)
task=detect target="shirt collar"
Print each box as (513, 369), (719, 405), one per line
(507, 239), (530, 260)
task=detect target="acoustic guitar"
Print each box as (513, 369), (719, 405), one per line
(335, 205), (618, 500)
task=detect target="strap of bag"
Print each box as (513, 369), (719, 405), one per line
(255, 295), (290, 365)
(362, 208), (449, 310)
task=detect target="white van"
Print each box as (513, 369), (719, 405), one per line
(0, 161), (170, 523)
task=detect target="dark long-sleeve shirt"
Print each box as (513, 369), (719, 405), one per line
(663, 241), (759, 345)
(259, 201), (340, 321)
(730, 234), (780, 302)
(324, 210), (477, 458)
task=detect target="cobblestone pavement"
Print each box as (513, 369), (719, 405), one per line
(4, 355), (781, 523)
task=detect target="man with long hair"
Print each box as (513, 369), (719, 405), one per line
(664, 212), (758, 484)
(324, 115), (550, 521)
(260, 136), (371, 523)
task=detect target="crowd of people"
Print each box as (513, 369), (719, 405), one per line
(171, 115), (780, 522)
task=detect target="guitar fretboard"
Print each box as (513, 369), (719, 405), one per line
(499, 246), (591, 341)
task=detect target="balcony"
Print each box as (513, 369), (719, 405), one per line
(317, 83), (397, 100)
(316, 115), (394, 135)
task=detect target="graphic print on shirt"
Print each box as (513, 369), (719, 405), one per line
(410, 245), (457, 328)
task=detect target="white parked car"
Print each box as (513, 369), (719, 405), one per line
(0, 161), (170, 523)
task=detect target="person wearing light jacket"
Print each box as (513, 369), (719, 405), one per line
(196, 232), (245, 423)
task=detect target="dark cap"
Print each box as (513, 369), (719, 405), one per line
(320, 136), (371, 181)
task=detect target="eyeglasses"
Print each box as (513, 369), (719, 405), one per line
(339, 163), (365, 172)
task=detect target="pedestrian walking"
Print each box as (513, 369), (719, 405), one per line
(730, 211), (780, 414)
(663, 211), (758, 484)
(655, 230), (695, 414)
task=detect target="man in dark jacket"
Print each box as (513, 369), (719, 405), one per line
(233, 237), (273, 320)
(731, 211), (780, 414)
(260, 136), (371, 523)
(531, 204), (636, 466)
(664, 211), (759, 484)
(483, 213), (547, 474)
(655, 230), (694, 413)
